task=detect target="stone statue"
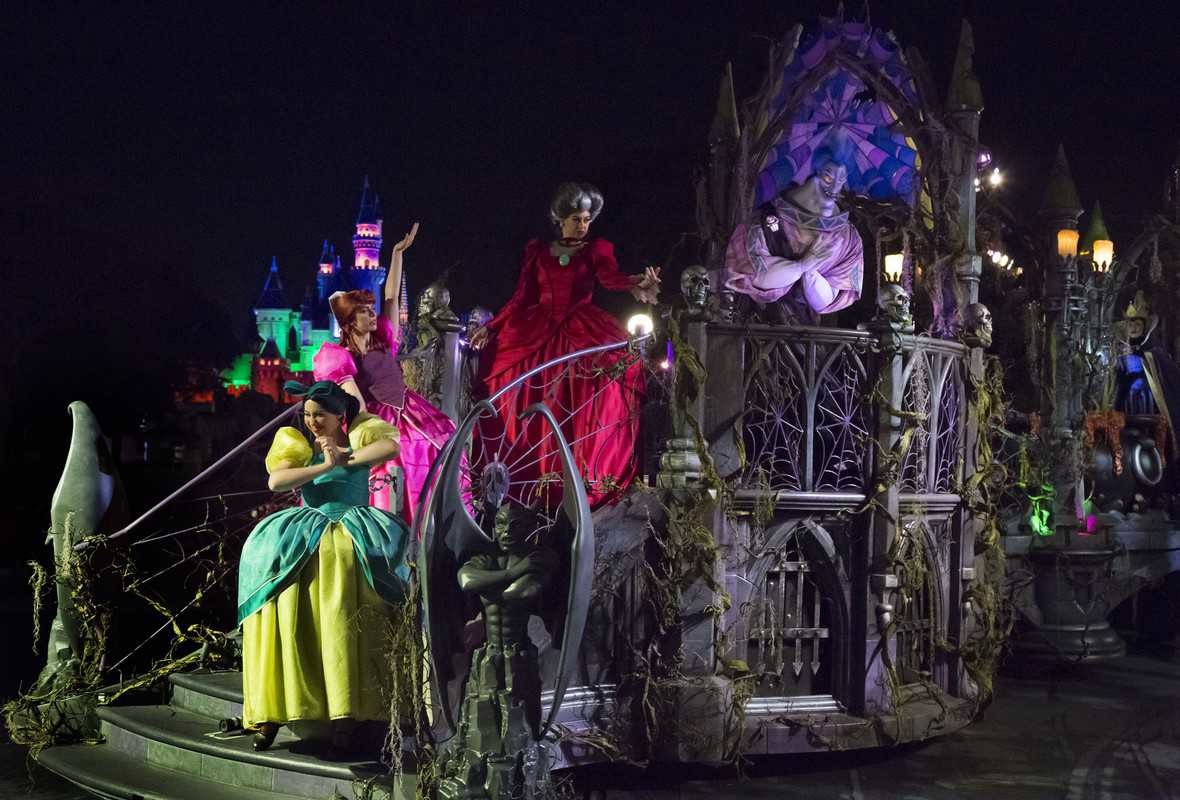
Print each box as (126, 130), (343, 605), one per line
(679, 265), (712, 320)
(723, 148), (864, 323)
(416, 278), (462, 350)
(422, 400), (594, 800)
(962, 302), (992, 348)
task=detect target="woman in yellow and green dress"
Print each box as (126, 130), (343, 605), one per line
(237, 380), (411, 754)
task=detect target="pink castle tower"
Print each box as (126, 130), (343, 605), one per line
(352, 176), (386, 311)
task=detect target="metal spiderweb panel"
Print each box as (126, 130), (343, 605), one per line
(812, 345), (870, 492)
(933, 361), (963, 494)
(899, 351), (932, 493)
(469, 346), (646, 530)
(741, 339), (806, 492)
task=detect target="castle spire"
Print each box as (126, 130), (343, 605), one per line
(256, 256), (288, 309)
(356, 175), (381, 225)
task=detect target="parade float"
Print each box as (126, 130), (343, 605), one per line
(10, 11), (1180, 800)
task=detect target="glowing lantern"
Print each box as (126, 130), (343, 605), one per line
(1057, 229), (1079, 258)
(1092, 239), (1114, 273)
(883, 253), (904, 283)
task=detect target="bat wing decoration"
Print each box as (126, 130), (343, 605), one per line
(416, 397), (595, 742)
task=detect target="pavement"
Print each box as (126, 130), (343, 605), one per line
(2, 649), (1178, 800)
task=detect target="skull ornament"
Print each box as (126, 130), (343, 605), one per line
(963, 302), (993, 348)
(679, 265), (711, 316)
(877, 284), (913, 332)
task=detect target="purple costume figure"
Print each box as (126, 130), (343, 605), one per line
(725, 154), (864, 323)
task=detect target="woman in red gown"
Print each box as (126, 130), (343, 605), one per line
(470, 183), (659, 508)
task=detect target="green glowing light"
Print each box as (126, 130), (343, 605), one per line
(1027, 482), (1055, 536)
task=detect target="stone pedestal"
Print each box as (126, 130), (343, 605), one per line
(1013, 547), (1126, 661)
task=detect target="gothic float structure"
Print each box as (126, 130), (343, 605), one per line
(14, 11), (1180, 800)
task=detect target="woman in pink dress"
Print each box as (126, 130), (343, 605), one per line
(313, 224), (456, 527)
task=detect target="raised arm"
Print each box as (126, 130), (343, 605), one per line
(383, 222), (419, 323)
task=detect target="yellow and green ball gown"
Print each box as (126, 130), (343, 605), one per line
(237, 415), (411, 728)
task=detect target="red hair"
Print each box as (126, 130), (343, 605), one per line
(330, 290), (388, 354)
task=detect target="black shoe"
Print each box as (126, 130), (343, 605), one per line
(252, 722), (279, 751)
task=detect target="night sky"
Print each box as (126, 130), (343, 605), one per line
(3, 0), (1179, 531)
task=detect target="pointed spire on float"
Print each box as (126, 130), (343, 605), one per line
(1039, 144), (1083, 218)
(946, 19), (984, 112)
(709, 62), (740, 144)
(1080, 201), (1110, 254)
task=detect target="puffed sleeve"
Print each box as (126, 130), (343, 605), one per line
(312, 342), (358, 384)
(347, 412), (400, 451)
(265, 427), (313, 473)
(374, 316), (401, 358)
(591, 239), (638, 292)
(486, 240), (542, 333)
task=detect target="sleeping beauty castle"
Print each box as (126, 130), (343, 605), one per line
(220, 177), (408, 400)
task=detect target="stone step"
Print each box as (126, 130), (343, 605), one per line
(97, 704), (410, 800)
(170, 670), (244, 720)
(38, 743), (308, 800)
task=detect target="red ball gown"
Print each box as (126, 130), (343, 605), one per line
(476, 237), (645, 509)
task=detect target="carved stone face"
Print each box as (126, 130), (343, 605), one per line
(466, 306), (492, 336)
(964, 302), (993, 347)
(680, 265), (710, 309)
(418, 283), (451, 318)
(878, 284), (911, 325)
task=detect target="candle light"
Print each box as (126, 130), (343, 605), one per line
(883, 253), (904, 283)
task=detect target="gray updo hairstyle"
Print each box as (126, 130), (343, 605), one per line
(549, 182), (604, 225)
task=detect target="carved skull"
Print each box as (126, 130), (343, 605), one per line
(963, 302), (993, 348)
(877, 284), (912, 330)
(680, 265), (710, 311)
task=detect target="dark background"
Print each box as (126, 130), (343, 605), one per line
(2, 0), (1178, 548)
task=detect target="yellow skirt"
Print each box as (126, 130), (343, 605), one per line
(241, 525), (393, 726)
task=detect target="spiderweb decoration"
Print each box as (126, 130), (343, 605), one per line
(741, 340), (807, 492)
(900, 352), (932, 493)
(812, 346), (870, 492)
(933, 364), (963, 494)
(468, 344), (648, 534)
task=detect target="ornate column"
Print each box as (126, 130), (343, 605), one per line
(943, 19), (985, 697)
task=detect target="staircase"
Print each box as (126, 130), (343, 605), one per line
(37, 671), (412, 800)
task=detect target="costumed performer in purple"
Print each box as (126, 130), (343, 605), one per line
(238, 380), (409, 755)
(313, 223), (458, 527)
(724, 146), (864, 322)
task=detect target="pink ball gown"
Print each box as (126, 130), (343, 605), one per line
(314, 317), (456, 527)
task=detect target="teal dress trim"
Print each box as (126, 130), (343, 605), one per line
(236, 454), (411, 625)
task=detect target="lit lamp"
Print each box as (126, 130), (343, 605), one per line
(883, 252), (904, 283)
(626, 313), (654, 338)
(1092, 239), (1114, 273)
(1081, 201), (1114, 274)
(1057, 229), (1079, 258)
